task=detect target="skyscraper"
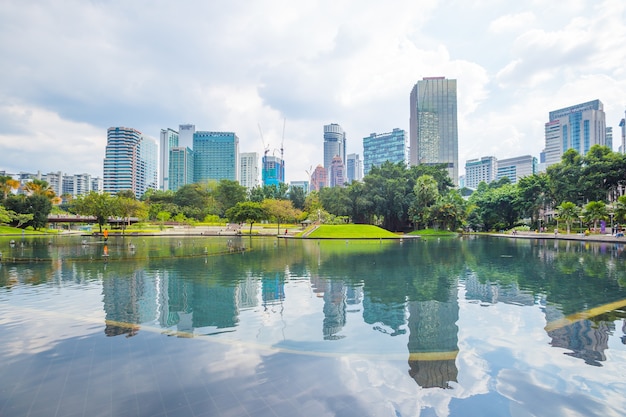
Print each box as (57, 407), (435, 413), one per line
(103, 127), (158, 197)
(329, 155), (346, 188)
(193, 131), (239, 183)
(310, 165), (327, 192)
(179, 124), (195, 148)
(346, 153), (362, 183)
(410, 77), (459, 185)
(159, 128), (179, 191)
(240, 152), (259, 190)
(169, 147), (194, 192)
(544, 100), (606, 167)
(323, 123), (346, 185)
(362, 128), (408, 176)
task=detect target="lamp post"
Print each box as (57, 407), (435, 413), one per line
(610, 212), (614, 235)
(579, 216), (584, 234)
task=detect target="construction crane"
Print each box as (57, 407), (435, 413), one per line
(280, 117), (286, 161)
(257, 123), (270, 156)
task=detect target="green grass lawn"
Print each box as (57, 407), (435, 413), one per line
(0, 225), (47, 235)
(304, 224), (400, 239)
(407, 229), (459, 237)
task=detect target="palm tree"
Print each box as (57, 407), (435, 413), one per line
(23, 179), (61, 204)
(556, 201), (580, 234)
(583, 201), (608, 232)
(0, 175), (20, 200)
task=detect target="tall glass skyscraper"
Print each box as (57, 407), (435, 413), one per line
(159, 128), (179, 191)
(362, 128), (408, 176)
(410, 77), (459, 185)
(169, 147), (194, 192)
(544, 100), (606, 167)
(323, 123), (346, 186)
(193, 131), (239, 183)
(104, 127), (158, 197)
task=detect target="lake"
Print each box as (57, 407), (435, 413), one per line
(0, 235), (625, 417)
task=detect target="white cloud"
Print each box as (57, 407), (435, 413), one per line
(0, 0), (625, 181)
(488, 12), (537, 34)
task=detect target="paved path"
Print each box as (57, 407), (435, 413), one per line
(491, 231), (626, 244)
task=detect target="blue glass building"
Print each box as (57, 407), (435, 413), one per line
(193, 131), (239, 183)
(363, 128), (408, 175)
(544, 100), (606, 167)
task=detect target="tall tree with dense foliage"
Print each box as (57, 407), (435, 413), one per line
(4, 194), (52, 230)
(174, 183), (214, 220)
(556, 201), (580, 234)
(363, 162), (414, 231)
(71, 191), (116, 233)
(468, 181), (520, 231)
(289, 186), (306, 210)
(319, 186), (351, 217)
(516, 173), (549, 225)
(580, 145), (626, 203)
(214, 180), (248, 217)
(411, 174), (439, 229)
(345, 181), (372, 224)
(546, 149), (584, 206)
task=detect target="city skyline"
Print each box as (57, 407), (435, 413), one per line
(1, 1), (625, 184)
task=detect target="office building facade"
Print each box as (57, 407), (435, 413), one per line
(496, 155), (537, 184)
(346, 153), (362, 183)
(179, 124), (195, 149)
(169, 147), (194, 192)
(621, 113), (626, 153)
(103, 127), (158, 197)
(544, 100), (606, 167)
(159, 128), (179, 191)
(289, 180), (309, 195)
(464, 156), (497, 189)
(362, 128), (408, 176)
(240, 152), (259, 190)
(409, 77), (459, 185)
(193, 131), (239, 183)
(323, 123), (346, 185)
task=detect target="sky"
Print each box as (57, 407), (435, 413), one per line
(1, 0), (625, 184)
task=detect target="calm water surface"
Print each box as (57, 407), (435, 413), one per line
(0, 235), (625, 417)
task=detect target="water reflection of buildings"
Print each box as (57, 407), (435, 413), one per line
(406, 285), (459, 389)
(311, 276), (349, 340)
(102, 265), (260, 337)
(464, 271), (620, 368)
(544, 305), (616, 367)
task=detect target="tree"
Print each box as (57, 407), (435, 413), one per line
(319, 186), (351, 217)
(580, 145), (626, 203)
(614, 195), (626, 226)
(411, 175), (439, 229)
(0, 175), (20, 200)
(583, 201), (608, 232)
(556, 201), (580, 234)
(469, 183), (520, 231)
(214, 180), (247, 216)
(516, 173), (549, 225)
(114, 195), (147, 232)
(225, 202), (266, 234)
(174, 183), (213, 220)
(430, 190), (467, 231)
(289, 186), (306, 210)
(262, 199), (300, 234)
(363, 161), (414, 231)
(71, 191), (115, 233)
(116, 190), (136, 200)
(345, 181), (372, 224)
(546, 149), (583, 206)
(4, 194), (51, 229)
(0, 205), (13, 224)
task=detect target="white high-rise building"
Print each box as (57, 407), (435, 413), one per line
(179, 124), (195, 149)
(346, 153), (362, 183)
(465, 157), (497, 189)
(240, 152), (259, 190)
(496, 155), (537, 184)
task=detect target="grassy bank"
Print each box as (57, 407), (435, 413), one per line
(302, 224), (400, 239)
